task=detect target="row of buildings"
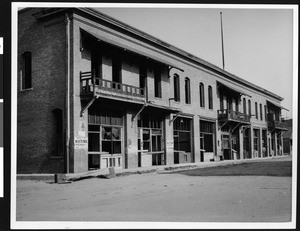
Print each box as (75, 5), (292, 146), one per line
(17, 8), (290, 173)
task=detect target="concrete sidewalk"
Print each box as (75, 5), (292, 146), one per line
(17, 155), (292, 182)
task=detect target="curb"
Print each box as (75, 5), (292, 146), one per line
(16, 155), (292, 183)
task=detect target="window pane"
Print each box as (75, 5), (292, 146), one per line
(113, 141), (121, 154)
(204, 134), (213, 152)
(88, 133), (100, 152)
(152, 135), (157, 152)
(102, 140), (112, 154)
(112, 127), (121, 140)
(179, 132), (191, 152)
(102, 127), (112, 140)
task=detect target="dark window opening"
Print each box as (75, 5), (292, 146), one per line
(154, 66), (162, 98)
(112, 56), (121, 88)
(200, 120), (215, 154)
(91, 49), (102, 80)
(208, 85), (213, 109)
(248, 100), (251, 116)
(220, 94), (224, 110)
(21, 51), (32, 90)
(174, 74), (180, 102)
(199, 83), (205, 107)
(255, 102), (258, 119)
(260, 103), (263, 120)
(139, 64), (146, 90)
(185, 77), (191, 104)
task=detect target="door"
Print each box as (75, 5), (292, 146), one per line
(222, 134), (231, 160)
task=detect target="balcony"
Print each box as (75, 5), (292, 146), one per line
(80, 71), (146, 103)
(218, 109), (250, 124)
(268, 120), (288, 131)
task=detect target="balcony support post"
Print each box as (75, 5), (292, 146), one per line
(80, 96), (97, 117)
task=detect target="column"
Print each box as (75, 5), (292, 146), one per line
(165, 114), (174, 165)
(125, 110), (138, 169)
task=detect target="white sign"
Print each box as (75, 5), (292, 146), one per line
(74, 137), (88, 149)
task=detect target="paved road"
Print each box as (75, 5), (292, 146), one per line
(16, 169), (292, 222)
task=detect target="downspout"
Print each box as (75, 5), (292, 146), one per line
(65, 13), (70, 174)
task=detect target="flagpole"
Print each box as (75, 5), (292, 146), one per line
(220, 12), (225, 70)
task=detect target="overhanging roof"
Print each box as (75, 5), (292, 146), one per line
(217, 81), (252, 98)
(266, 100), (289, 111)
(80, 29), (184, 72)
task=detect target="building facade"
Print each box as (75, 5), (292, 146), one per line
(17, 8), (289, 174)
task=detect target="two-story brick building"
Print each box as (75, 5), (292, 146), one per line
(17, 8), (289, 173)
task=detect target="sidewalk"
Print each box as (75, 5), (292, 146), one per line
(17, 155), (292, 182)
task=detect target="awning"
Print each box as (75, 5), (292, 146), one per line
(80, 29), (183, 72)
(217, 81), (252, 98)
(146, 103), (181, 113)
(266, 100), (289, 111)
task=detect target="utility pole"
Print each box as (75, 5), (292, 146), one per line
(220, 12), (225, 70)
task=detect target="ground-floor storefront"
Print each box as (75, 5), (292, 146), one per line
(62, 100), (289, 173)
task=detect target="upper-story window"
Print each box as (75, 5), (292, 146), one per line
(154, 66), (162, 98)
(199, 82), (205, 107)
(255, 102), (258, 119)
(220, 94), (224, 110)
(264, 105), (267, 121)
(243, 98), (246, 114)
(112, 56), (121, 85)
(248, 100), (251, 116)
(173, 74), (180, 102)
(21, 51), (32, 90)
(235, 98), (239, 112)
(139, 64), (146, 90)
(208, 85), (213, 109)
(260, 103), (263, 120)
(185, 77), (191, 104)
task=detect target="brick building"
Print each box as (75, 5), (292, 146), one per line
(17, 8), (289, 173)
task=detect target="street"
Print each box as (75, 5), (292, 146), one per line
(16, 158), (292, 222)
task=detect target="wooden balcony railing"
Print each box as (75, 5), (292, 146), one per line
(80, 71), (146, 101)
(218, 109), (250, 123)
(268, 120), (288, 131)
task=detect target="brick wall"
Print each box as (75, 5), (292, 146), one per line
(17, 9), (66, 173)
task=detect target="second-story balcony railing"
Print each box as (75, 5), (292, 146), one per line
(80, 71), (146, 102)
(218, 109), (250, 124)
(268, 120), (288, 131)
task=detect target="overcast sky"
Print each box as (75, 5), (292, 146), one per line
(96, 6), (294, 118)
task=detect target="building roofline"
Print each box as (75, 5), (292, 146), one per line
(24, 7), (284, 101)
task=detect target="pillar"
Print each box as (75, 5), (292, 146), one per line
(165, 114), (174, 165)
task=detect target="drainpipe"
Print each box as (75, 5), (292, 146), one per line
(65, 13), (70, 174)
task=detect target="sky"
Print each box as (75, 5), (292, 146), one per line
(96, 6), (294, 118)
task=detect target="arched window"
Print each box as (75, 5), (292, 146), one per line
(260, 103), (263, 120)
(255, 102), (258, 119)
(248, 100), (251, 116)
(208, 85), (213, 109)
(243, 98), (246, 114)
(199, 82), (205, 107)
(185, 77), (191, 104)
(173, 74), (180, 102)
(21, 51), (32, 90)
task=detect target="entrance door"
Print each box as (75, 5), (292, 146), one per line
(222, 134), (231, 160)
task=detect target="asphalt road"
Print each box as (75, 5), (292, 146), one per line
(16, 158), (292, 223)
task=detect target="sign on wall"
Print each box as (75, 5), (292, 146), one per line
(74, 137), (88, 149)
